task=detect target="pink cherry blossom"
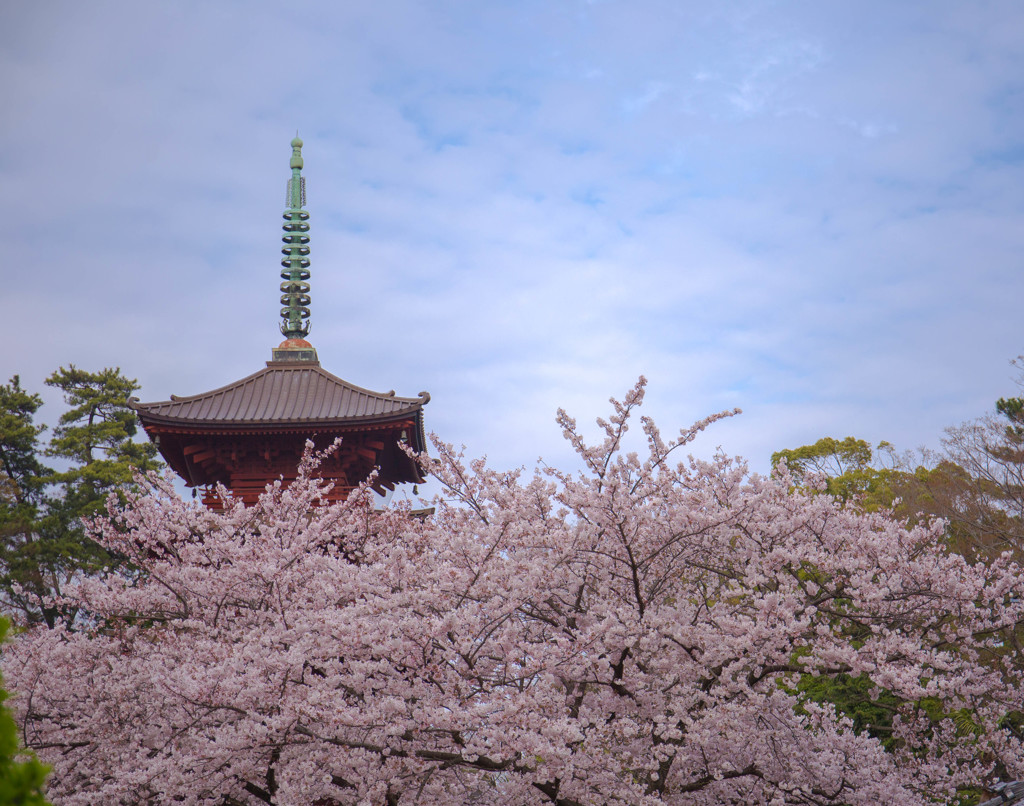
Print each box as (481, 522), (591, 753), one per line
(5, 379), (1024, 805)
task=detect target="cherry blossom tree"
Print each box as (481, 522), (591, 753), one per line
(5, 379), (1024, 805)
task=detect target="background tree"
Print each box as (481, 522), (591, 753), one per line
(45, 365), (161, 517)
(0, 378), (50, 510)
(773, 358), (1024, 562)
(921, 360), (1024, 560)
(0, 367), (161, 626)
(0, 378), (54, 627)
(5, 381), (1024, 805)
(770, 435), (906, 511)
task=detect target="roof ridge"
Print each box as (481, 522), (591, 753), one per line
(302, 363), (429, 405)
(131, 365), (277, 408)
(132, 363), (429, 410)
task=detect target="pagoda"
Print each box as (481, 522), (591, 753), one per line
(131, 138), (429, 507)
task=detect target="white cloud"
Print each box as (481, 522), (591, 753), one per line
(1, 0), (1023, 484)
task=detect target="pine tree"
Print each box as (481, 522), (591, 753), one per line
(0, 378), (53, 627)
(45, 366), (161, 515)
(0, 368), (162, 626)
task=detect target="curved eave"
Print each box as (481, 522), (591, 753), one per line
(132, 407), (424, 431)
(128, 363), (429, 431)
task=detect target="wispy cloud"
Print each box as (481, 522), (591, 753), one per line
(622, 81), (672, 115)
(1, 0), (1023, 484)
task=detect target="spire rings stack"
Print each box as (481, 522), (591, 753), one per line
(280, 136), (311, 339)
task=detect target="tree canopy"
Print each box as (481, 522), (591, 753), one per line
(770, 435), (904, 510)
(0, 367), (161, 627)
(45, 365), (161, 516)
(772, 358), (1024, 563)
(5, 380), (1023, 805)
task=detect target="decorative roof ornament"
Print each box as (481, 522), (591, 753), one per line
(279, 135), (311, 341)
(131, 135), (430, 508)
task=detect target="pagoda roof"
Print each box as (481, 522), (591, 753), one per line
(130, 361), (429, 439)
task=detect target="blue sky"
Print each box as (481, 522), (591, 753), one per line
(2, 1), (1023, 488)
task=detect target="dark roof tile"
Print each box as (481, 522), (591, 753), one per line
(130, 363), (429, 427)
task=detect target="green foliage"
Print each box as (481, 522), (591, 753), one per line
(771, 436), (905, 512)
(924, 361), (1024, 560)
(0, 367), (161, 627)
(0, 379), (55, 629)
(772, 436), (874, 479)
(0, 618), (50, 804)
(0, 378), (50, 510)
(792, 665), (994, 806)
(45, 366), (161, 516)
(993, 396), (1024, 464)
(995, 393), (1023, 429)
(794, 668), (903, 751)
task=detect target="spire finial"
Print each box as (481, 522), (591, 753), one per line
(280, 135), (311, 340)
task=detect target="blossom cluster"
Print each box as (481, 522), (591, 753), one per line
(6, 380), (1024, 805)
